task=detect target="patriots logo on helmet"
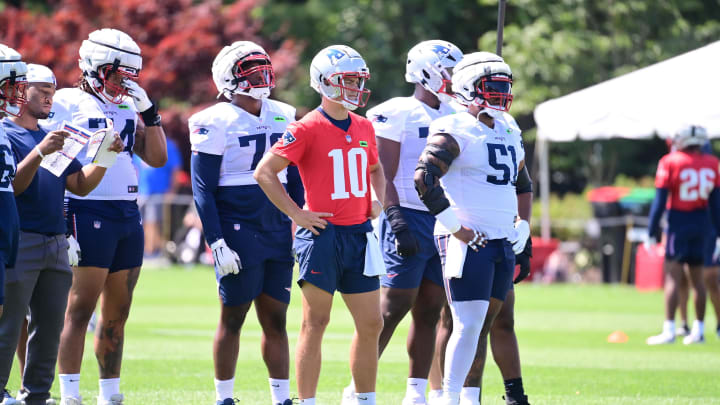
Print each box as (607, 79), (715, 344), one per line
(192, 127), (209, 135)
(372, 114), (388, 123)
(282, 130), (296, 145)
(326, 48), (346, 64)
(430, 45), (450, 57)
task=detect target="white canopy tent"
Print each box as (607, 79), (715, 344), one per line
(533, 40), (720, 239)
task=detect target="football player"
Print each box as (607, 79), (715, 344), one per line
(41, 28), (168, 405)
(414, 52), (529, 405)
(254, 45), (385, 405)
(1, 63), (122, 405)
(346, 40), (463, 405)
(189, 41), (301, 405)
(0, 44), (26, 405)
(646, 125), (720, 345)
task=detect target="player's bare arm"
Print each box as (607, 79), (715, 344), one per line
(133, 120), (167, 168)
(377, 137), (401, 207)
(12, 129), (69, 195)
(65, 135), (124, 196)
(254, 152), (331, 235)
(414, 132), (487, 250)
(370, 161), (385, 219)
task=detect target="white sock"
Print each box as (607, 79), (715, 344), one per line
(98, 378), (120, 402)
(428, 389), (443, 400)
(405, 378), (427, 401)
(214, 378), (234, 401)
(460, 387), (481, 405)
(443, 300), (489, 394)
(356, 392), (376, 404)
(300, 398), (315, 405)
(59, 374), (81, 399)
(693, 320), (704, 335)
(663, 320), (675, 335)
(443, 391), (461, 403)
(269, 378), (290, 404)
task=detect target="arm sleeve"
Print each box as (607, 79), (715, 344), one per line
(515, 165), (532, 194)
(285, 164), (305, 208)
(191, 152), (224, 245)
(647, 188), (668, 240)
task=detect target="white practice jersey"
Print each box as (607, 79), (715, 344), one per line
(431, 111), (524, 240)
(189, 99), (296, 185)
(367, 96), (462, 211)
(0, 124), (16, 193)
(42, 88), (139, 200)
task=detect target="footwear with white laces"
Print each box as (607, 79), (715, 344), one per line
(97, 394), (123, 405)
(646, 331), (675, 345)
(683, 331), (705, 344)
(341, 386), (356, 405)
(1, 389), (22, 405)
(59, 396), (83, 405)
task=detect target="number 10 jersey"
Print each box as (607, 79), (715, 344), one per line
(430, 111), (524, 240)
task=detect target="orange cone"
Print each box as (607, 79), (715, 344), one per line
(607, 330), (629, 343)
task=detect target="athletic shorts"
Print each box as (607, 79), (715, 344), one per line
(217, 222), (293, 306)
(435, 235), (515, 302)
(379, 207), (443, 289)
(704, 228), (719, 267)
(68, 210), (144, 272)
(294, 221), (379, 295)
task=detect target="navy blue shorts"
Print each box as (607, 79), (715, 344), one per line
(218, 222), (294, 306)
(294, 221), (379, 295)
(379, 207), (443, 289)
(704, 228), (719, 267)
(666, 210), (708, 266)
(435, 235), (515, 302)
(69, 210), (144, 272)
(0, 257), (5, 305)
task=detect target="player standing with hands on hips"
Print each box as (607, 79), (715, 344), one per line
(255, 45), (386, 405)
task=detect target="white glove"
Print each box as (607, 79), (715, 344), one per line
(510, 219), (530, 254)
(644, 235), (658, 253)
(210, 238), (241, 277)
(713, 237), (720, 263)
(67, 235), (81, 267)
(124, 79), (153, 112)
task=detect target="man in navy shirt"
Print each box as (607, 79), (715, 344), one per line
(0, 64), (121, 405)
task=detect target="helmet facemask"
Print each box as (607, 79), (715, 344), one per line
(325, 71), (371, 111)
(91, 61), (139, 104)
(474, 74), (513, 117)
(0, 71), (28, 117)
(231, 53), (275, 100)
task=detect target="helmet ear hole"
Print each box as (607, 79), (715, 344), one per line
(422, 70), (430, 79)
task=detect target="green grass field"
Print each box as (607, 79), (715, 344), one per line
(7, 265), (720, 404)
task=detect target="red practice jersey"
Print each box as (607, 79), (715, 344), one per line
(655, 150), (720, 211)
(271, 109), (379, 226)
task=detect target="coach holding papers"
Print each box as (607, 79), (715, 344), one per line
(0, 64), (122, 405)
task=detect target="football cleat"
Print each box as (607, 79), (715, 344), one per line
(504, 394), (531, 405)
(216, 398), (238, 405)
(675, 324), (690, 337)
(1, 389), (22, 405)
(341, 386), (357, 405)
(646, 331), (675, 345)
(97, 394), (123, 405)
(402, 397), (427, 405)
(683, 331), (705, 345)
(59, 396), (83, 405)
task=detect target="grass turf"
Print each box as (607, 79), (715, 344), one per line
(6, 265), (719, 404)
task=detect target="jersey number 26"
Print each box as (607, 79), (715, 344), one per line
(679, 168), (716, 201)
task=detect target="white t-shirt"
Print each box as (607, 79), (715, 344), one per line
(430, 111), (524, 239)
(189, 99), (296, 185)
(42, 88), (139, 200)
(367, 96), (462, 211)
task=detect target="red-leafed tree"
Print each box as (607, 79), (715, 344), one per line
(0, 0), (302, 168)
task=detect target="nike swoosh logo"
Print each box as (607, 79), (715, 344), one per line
(358, 397), (368, 401)
(272, 384), (280, 387)
(285, 287), (292, 292)
(311, 270), (321, 274)
(386, 273), (399, 278)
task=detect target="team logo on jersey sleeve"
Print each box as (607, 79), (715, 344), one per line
(192, 127), (209, 135)
(372, 114), (388, 123)
(48, 111), (55, 118)
(282, 130), (296, 145)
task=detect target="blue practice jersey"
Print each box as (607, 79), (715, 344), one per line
(0, 123), (19, 266)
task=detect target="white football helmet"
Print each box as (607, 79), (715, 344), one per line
(405, 40), (463, 103)
(212, 41), (275, 100)
(78, 28), (142, 104)
(0, 44), (28, 117)
(452, 51), (513, 118)
(310, 45), (370, 111)
(674, 125), (708, 150)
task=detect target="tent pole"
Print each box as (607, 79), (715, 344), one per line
(538, 136), (551, 240)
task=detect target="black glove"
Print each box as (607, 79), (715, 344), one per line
(385, 205), (419, 257)
(513, 235), (532, 284)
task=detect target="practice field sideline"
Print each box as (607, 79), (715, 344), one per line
(7, 266), (719, 404)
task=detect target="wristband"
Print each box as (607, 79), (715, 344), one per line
(436, 207), (461, 234)
(140, 103), (162, 127)
(35, 145), (45, 159)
